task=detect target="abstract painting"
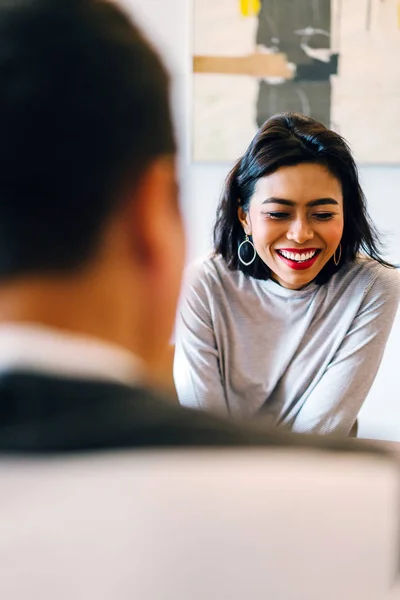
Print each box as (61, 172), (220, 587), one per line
(192, 0), (400, 163)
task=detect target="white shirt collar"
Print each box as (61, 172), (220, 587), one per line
(0, 323), (148, 388)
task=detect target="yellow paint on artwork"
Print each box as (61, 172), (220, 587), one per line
(240, 0), (261, 17)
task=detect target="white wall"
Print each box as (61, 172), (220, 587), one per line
(121, 0), (400, 441)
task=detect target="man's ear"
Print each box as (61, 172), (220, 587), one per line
(124, 156), (181, 272)
(118, 156), (185, 370)
(237, 205), (251, 235)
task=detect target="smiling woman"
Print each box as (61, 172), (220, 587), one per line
(173, 113), (400, 436)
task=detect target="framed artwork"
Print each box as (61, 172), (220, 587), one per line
(192, 0), (400, 163)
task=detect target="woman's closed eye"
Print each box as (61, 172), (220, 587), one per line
(262, 212), (290, 220)
(261, 211), (337, 221)
(313, 212), (335, 220)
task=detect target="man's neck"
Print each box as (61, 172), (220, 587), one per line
(0, 273), (174, 393)
(0, 270), (143, 360)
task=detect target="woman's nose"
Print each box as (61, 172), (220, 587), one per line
(286, 218), (314, 244)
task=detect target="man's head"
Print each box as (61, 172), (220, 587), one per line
(0, 0), (185, 368)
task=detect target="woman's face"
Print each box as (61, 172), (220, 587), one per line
(238, 163), (344, 290)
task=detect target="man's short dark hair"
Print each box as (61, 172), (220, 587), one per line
(0, 0), (175, 278)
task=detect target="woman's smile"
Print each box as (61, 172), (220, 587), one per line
(275, 247), (322, 270)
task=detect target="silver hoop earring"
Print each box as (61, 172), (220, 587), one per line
(238, 234), (257, 266)
(333, 243), (342, 266)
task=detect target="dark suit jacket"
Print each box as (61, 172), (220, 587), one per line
(0, 370), (388, 457)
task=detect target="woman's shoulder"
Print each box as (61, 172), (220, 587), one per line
(335, 257), (400, 300)
(178, 254), (243, 316)
(183, 253), (235, 289)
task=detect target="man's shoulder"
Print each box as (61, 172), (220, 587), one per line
(0, 370), (390, 459)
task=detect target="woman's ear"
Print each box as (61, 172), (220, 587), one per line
(237, 205), (251, 235)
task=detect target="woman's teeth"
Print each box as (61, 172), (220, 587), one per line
(277, 250), (318, 262)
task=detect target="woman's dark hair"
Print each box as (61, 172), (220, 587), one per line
(213, 112), (394, 284)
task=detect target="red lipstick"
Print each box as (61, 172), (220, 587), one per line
(275, 249), (321, 271)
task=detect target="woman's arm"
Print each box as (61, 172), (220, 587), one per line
(291, 267), (400, 435)
(173, 271), (229, 414)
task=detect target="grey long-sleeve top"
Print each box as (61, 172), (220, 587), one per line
(173, 254), (400, 435)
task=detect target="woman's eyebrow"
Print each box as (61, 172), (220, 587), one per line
(261, 197), (339, 207)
